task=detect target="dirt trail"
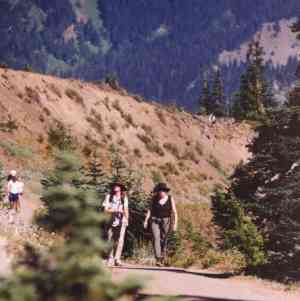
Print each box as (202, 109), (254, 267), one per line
(113, 265), (300, 301)
(0, 195), (39, 276)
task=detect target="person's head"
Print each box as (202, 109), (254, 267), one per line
(153, 183), (170, 199)
(11, 176), (17, 182)
(110, 183), (126, 196)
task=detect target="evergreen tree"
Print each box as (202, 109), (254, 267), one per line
(233, 39), (274, 120)
(199, 74), (211, 114)
(0, 152), (142, 300)
(288, 65), (300, 107)
(210, 68), (227, 117)
(227, 109), (300, 278)
(83, 151), (109, 203)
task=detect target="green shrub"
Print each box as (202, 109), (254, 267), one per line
(151, 170), (164, 184)
(212, 190), (267, 270)
(0, 141), (33, 158)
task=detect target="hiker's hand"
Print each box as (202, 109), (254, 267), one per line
(143, 220), (148, 229)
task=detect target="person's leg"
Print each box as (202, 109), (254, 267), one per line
(115, 224), (126, 264)
(151, 219), (162, 261)
(107, 227), (116, 264)
(160, 218), (171, 260)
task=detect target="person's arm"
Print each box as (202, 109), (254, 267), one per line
(144, 210), (151, 229)
(170, 197), (178, 231)
(103, 195), (116, 213)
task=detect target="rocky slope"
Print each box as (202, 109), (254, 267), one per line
(0, 67), (253, 202)
(1, 1), (300, 109)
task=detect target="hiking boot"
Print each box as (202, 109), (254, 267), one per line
(106, 258), (115, 267)
(115, 260), (123, 267)
(156, 258), (164, 267)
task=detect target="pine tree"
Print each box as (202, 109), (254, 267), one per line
(199, 74), (211, 114)
(288, 65), (300, 107)
(0, 152), (142, 300)
(228, 109), (300, 278)
(210, 68), (227, 117)
(233, 39), (274, 120)
(83, 151), (109, 202)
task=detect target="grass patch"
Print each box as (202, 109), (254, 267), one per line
(0, 141), (33, 158)
(151, 170), (164, 183)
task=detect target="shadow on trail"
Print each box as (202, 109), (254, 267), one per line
(137, 294), (256, 301)
(117, 266), (234, 279)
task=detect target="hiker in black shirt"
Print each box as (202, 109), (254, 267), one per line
(144, 183), (178, 266)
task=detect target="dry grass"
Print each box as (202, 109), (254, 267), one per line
(163, 142), (181, 159)
(155, 107), (167, 125)
(48, 83), (62, 98)
(25, 86), (41, 104)
(137, 134), (164, 156)
(65, 88), (84, 106)
(160, 162), (179, 176)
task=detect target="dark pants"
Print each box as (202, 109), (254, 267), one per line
(151, 217), (171, 260)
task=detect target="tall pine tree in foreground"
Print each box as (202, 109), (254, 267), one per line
(0, 152), (142, 300)
(216, 109), (300, 279)
(233, 39), (274, 120)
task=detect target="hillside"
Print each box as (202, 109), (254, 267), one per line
(1, 1), (300, 109)
(0, 67), (252, 203)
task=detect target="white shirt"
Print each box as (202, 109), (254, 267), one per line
(103, 194), (128, 226)
(103, 194), (128, 211)
(7, 180), (21, 194)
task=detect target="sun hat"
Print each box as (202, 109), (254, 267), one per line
(153, 182), (170, 193)
(10, 170), (17, 176)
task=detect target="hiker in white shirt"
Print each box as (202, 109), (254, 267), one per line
(7, 175), (21, 212)
(103, 182), (129, 267)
